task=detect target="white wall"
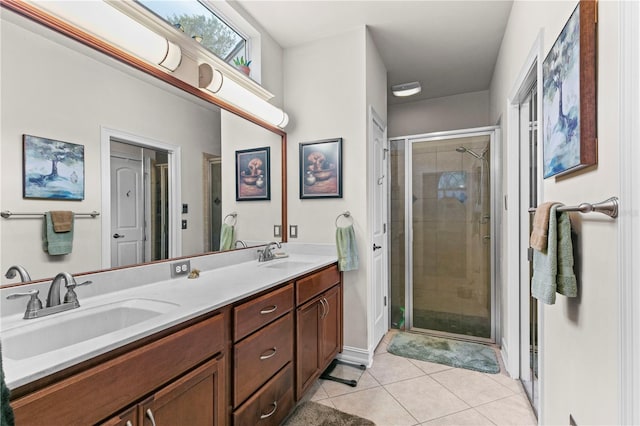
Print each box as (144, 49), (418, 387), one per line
(221, 110), (283, 243)
(490, 1), (620, 424)
(284, 26), (384, 352)
(1, 13), (220, 280)
(388, 90), (489, 138)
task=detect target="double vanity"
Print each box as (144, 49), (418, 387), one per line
(1, 244), (343, 425)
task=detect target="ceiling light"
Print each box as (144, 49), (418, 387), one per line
(199, 63), (289, 128)
(391, 81), (422, 97)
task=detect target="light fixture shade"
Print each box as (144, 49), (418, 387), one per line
(391, 81), (422, 97)
(33, 0), (182, 71)
(199, 63), (289, 128)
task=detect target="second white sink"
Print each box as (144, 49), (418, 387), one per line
(2, 298), (179, 360)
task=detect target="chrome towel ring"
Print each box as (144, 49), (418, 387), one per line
(335, 211), (353, 227)
(224, 212), (237, 226)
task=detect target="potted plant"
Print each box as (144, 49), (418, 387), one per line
(233, 56), (252, 76)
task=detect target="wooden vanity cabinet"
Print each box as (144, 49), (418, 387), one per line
(295, 265), (343, 399)
(232, 283), (295, 425)
(11, 313), (226, 426)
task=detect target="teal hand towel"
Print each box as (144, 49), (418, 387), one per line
(219, 223), (235, 251)
(556, 211), (577, 297)
(1, 343), (15, 426)
(336, 225), (358, 272)
(42, 212), (74, 256)
(531, 204), (577, 304)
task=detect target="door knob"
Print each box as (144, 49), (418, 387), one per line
(113, 233), (125, 239)
(373, 244), (382, 251)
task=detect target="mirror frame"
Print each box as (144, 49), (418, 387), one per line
(0, 0), (288, 284)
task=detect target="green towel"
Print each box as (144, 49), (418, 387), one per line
(531, 204), (577, 304)
(1, 343), (15, 426)
(219, 223), (235, 251)
(42, 212), (74, 256)
(336, 225), (358, 272)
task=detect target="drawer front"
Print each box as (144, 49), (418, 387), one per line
(234, 283), (293, 342)
(233, 363), (294, 426)
(12, 313), (225, 426)
(234, 312), (293, 407)
(296, 264), (340, 306)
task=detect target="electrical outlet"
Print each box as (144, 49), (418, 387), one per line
(274, 225), (281, 237)
(171, 260), (191, 278)
(289, 225), (298, 238)
(182, 220), (188, 230)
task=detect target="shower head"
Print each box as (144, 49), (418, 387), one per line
(456, 146), (482, 159)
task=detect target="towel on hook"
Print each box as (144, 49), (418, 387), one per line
(219, 223), (235, 251)
(529, 202), (555, 251)
(336, 225), (359, 272)
(50, 210), (73, 232)
(531, 204), (577, 304)
(42, 212), (74, 256)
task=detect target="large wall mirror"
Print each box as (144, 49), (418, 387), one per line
(0, 2), (287, 284)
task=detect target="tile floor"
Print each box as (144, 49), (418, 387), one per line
(302, 330), (538, 426)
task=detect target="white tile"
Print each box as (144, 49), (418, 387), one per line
(385, 375), (469, 422)
(330, 387), (418, 426)
(431, 367), (515, 407)
(475, 394), (537, 425)
(408, 358), (453, 375)
(421, 408), (495, 425)
(368, 352), (426, 385)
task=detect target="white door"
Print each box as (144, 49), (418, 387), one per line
(111, 156), (144, 267)
(371, 108), (389, 348)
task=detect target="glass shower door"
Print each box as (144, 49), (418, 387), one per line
(409, 135), (492, 340)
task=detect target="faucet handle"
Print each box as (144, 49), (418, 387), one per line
(63, 280), (92, 307)
(7, 289), (43, 318)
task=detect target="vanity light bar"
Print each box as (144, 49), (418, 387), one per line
(198, 63), (289, 129)
(32, 0), (182, 71)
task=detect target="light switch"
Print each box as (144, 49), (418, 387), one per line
(274, 225), (282, 237)
(289, 225), (298, 238)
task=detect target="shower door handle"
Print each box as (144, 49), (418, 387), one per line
(373, 244), (382, 251)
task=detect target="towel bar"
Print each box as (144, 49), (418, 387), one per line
(1, 211), (100, 219)
(335, 211), (353, 227)
(528, 197), (618, 218)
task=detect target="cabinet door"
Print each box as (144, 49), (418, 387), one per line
(295, 298), (321, 398)
(319, 284), (342, 368)
(101, 405), (138, 426)
(139, 355), (225, 426)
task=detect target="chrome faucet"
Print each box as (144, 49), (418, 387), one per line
(7, 272), (92, 319)
(258, 242), (281, 262)
(235, 240), (247, 248)
(4, 265), (32, 282)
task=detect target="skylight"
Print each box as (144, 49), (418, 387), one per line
(137, 0), (246, 65)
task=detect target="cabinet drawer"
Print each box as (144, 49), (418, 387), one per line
(234, 283), (293, 342)
(234, 312), (293, 407)
(233, 363), (294, 426)
(11, 313), (225, 426)
(296, 264), (340, 305)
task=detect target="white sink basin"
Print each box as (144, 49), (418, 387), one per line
(2, 298), (179, 360)
(263, 260), (315, 270)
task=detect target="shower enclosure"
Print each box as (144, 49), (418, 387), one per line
(390, 127), (498, 342)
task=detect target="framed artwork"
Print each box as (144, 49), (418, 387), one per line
(23, 135), (85, 200)
(542, 0), (597, 178)
(299, 137), (342, 199)
(235, 147), (270, 201)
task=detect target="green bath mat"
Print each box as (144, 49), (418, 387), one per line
(387, 332), (500, 374)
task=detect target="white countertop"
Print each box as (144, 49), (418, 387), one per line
(0, 250), (336, 390)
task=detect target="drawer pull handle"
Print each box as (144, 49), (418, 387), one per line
(260, 347), (277, 360)
(260, 401), (278, 419)
(260, 305), (278, 314)
(146, 409), (157, 426)
(319, 298), (327, 319)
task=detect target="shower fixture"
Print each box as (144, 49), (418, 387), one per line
(456, 146), (485, 160)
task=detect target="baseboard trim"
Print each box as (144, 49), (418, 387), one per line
(338, 346), (373, 368)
